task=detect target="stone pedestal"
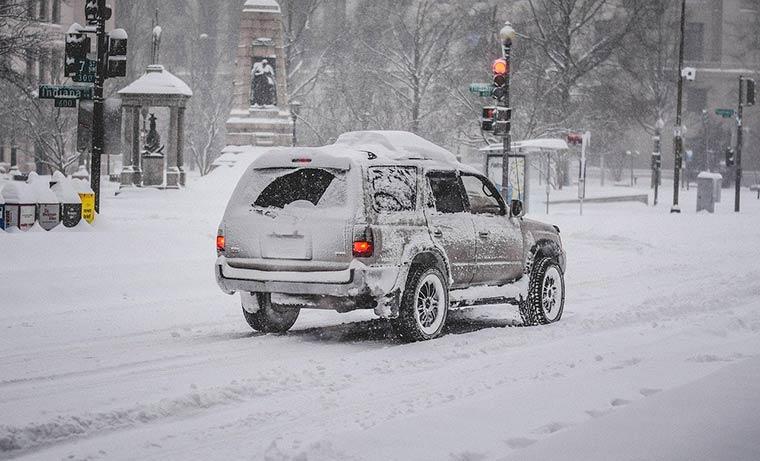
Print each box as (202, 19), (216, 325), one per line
(142, 154), (164, 187)
(226, 0), (294, 147)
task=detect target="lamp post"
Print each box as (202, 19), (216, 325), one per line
(289, 100), (302, 147)
(702, 109), (710, 172)
(499, 22), (516, 204)
(671, 0), (687, 213)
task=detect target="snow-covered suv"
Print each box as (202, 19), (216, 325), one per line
(216, 131), (566, 341)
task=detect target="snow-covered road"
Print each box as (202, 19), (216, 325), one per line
(2, 158), (760, 460)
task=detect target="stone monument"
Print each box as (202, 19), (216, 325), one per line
(226, 0), (293, 147)
(118, 22), (192, 189)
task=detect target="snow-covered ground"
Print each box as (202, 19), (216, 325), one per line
(2, 153), (760, 460)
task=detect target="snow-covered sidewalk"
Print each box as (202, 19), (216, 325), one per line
(1, 156), (760, 460)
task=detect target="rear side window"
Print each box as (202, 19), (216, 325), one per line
(367, 166), (417, 212)
(427, 173), (465, 214)
(250, 168), (346, 209)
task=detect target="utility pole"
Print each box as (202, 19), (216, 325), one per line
(671, 0), (686, 213)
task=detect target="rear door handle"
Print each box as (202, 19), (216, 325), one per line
(479, 231), (490, 238)
(433, 228), (443, 238)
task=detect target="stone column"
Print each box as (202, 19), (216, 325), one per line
(177, 106), (186, 186)
(119, 105), (134, 188)
(165, 106), (180, 188)
(132, 106), (142, 186)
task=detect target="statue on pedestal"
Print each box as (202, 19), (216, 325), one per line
(143, 113), (165, 155)
(250, 58), (277, 107)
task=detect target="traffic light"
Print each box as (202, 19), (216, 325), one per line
(492, 107), (511, 136)
(107, 29), (128, 78)
(492, 58), (509, 100)
(481, 106), (495, 132)
(84, 1), (98, 24)
(726, 147), (735, 167)
(651, 153), (662, 169)
(85, 1), (112, 25)
(746, 78), (756, 106)
(65, 26), (90, 77)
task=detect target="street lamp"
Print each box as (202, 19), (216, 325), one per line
(498, 22), (516, 205)
(289, 100), (302, 147)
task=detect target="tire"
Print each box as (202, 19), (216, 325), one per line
(242, 293), (300, 333)
(519, 257), (565, 326)
(391, 265), (449, 342)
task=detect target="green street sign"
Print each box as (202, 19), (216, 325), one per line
(54, 97), (78, 108)
(73, 59), (97, 83)
(469, 83), (493, 98)
(39, 84), (93, 101)
(715, 108), (735, 118)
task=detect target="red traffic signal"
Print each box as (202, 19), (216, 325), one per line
(492, 58), (509, 76)
(492, 58), (509, 88)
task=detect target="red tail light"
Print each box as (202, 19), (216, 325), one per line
(353, 240), (374, 258)
(216, 235), (225, 253)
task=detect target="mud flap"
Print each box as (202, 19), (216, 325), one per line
(374, 289), (401, 319)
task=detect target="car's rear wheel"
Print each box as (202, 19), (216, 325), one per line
(391, 266), (449, 341)
(519, 257), (565, 326)
(242, 293), (300, 333)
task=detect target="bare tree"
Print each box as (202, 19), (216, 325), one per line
(188, 97), (226, 176)
(0, 0), (49, 84)
(359, 0), (463, 134)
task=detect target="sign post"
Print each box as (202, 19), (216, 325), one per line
(578, 131), (590, 216)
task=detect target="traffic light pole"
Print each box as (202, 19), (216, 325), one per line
(671, 0), (686, 213)
(735, 77), (744, 213)
(501, 44), (511, 205)
(90, 0), (107, 214)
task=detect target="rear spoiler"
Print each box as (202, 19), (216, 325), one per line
(252, 151), (352, 171)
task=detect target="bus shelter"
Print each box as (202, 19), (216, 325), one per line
(479, 138), (568, 214)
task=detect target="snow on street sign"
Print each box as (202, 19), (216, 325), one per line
(39, 84), (94, 101)
(469, 83), (493, 97)
(715, 108), (735, 118)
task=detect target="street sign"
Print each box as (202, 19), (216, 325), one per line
(39, 84), (93, 101)
(715, 108), (735, 118)
(73, 59), (97, 83)
(55, 96), (78, 108)
(469, 83), (493, 97)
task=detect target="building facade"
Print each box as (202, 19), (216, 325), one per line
(0, 0), (116, 174)
(683, 0), (760, 176)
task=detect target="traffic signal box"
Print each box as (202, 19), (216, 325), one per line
(726, 147), (736, 167)
(65, 31), (90, 77)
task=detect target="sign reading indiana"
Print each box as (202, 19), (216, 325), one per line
(38, 84), (94, 101)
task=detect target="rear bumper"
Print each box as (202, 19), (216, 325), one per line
(215, 256), (398, 299)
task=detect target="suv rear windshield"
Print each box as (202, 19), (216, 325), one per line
(239, 168), (347, 210)
(367, 166), (417, 212)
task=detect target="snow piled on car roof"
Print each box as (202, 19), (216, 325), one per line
(334, 131), (458, 164)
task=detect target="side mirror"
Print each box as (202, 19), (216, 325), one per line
(510, 199), (524, 218)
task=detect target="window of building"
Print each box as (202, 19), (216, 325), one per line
(684, 22), (705, 62)
(52, 0), (60, 23)
(38, 0), (48, 21)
